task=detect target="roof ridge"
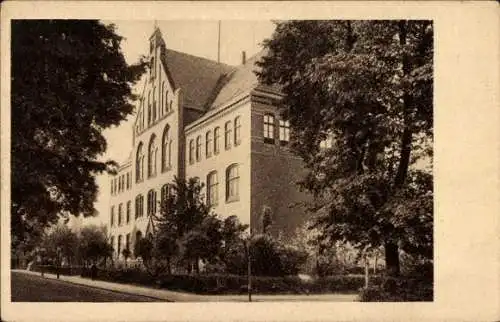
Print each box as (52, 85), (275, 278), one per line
(165, 48), (235, 69)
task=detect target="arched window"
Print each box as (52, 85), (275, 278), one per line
(263, 114), (275, 144)
(147, 189), (157, 216)
(135, 194), (144, 219)
(206, 131), (212, 158)
(226, 164), (240, 201)
(207, 171), (218, 206)
(118, 203), (123, 226)
(126, 201), (131, 224)
(234, 116), (241, 146)
(189, 139), (195, 164)
(225, 121), (232, 150)
(214, 127), (220, 155)
(196, 135), (202, 162)
(162, 125), (171, 172)
(148, 134), (157, 178)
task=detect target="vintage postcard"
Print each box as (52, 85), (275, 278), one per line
(1, 1), (498, 321)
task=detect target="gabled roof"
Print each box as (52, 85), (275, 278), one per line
(159, 48), (236, 110)
(209, 50), (281, 110)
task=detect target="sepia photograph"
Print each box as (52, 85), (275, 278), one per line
(10, 18), (433, 303)
(1, 2), (498, 322)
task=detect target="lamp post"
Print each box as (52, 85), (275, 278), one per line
(56, 246), (62, 279)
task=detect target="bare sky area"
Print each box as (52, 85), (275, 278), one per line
(78, 20), (276, 228)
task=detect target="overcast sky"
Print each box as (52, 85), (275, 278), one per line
(79, 20), (276, 228)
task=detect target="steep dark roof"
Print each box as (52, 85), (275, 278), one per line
(160, 48), (236, 110)
(209, 50), (281, 110)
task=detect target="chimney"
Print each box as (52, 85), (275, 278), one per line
(241, 51), (246, 65)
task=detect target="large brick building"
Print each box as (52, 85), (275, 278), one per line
(108, 27), (310, 260)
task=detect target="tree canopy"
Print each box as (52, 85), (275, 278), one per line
(11, 20), (147, 247)
(257, 20), (433, 275)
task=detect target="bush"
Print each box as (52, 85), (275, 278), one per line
(359, 276), (433, 302)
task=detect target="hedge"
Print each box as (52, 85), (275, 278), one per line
(359, 276), (433, 302)
(77, 267), (380, 295)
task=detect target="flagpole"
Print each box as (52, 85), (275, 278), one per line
(217, 20), (221, 63)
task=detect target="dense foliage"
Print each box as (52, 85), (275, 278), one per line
(39, 224), (113, 265)
(257, 20), (433, 275)
(11, 20), (147, 249)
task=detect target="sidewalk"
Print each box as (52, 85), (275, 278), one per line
(12, 269), (358, 302)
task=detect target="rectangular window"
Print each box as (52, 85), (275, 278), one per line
(234, 117), (241, 146)
(189, 140), (195, 164)
(126, 201), (131, 223)
(110, 180), (114, 195)
(207, 171), (218, 206)
(264, 114), (275, 144)
(206, 131), (212, 158)
(110, 206), (115, 226)
(126, 173), (130, 189)
(279, 120), (290, 144)
(135, 195), (143, 219)
(118, 203), (123, 226)
(226, 165), (240, 201)
(126, 234), (130, 251)
(225, 121), (232, 150)
(214, 127), (220, 155)
(147, 190), (157, 216)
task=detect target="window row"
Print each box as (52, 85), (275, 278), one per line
(110, 231), (143, 256)
(189, 116), (241, 165)
(263, 113), (290, 145)
(110, 185), (174, 227)
(111, 165), (240, 228)
(135, 81), (174, 134)
(136, 124), (173, 183)
(110, 201), (132, 227)
(111, 171), (132, 196)
(206, 163), (240, 206)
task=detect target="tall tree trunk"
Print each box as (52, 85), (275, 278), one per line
(384, 20), (414, 277)
(385, 242), (400, 276)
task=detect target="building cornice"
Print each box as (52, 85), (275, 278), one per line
(184, 92), (251, 134)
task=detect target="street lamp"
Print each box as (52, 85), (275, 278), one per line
(56, 246), (62, 279)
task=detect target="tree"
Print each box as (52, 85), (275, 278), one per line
(41, 224), (79, 265)
(11, 20), (147, 248)
(153, 177), (212, 273)
(257, 20), (433, 276)
(78, 225), (113, 265)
